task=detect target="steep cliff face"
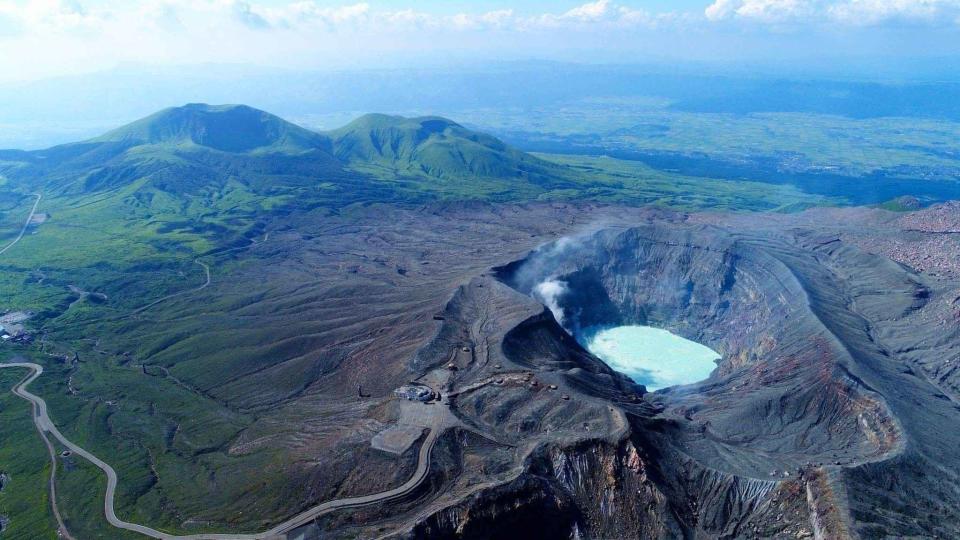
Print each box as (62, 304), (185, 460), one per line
(403, 435), (795, 540)
(533, 439), (785, 539)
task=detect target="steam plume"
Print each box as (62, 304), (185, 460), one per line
(533, 279), (569, 326)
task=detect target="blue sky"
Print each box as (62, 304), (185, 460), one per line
(2, 1), (959, 82)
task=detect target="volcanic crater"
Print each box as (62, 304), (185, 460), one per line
(381, 212), (960, 540)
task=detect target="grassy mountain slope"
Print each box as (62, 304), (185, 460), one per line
(328, 114), (572, 192)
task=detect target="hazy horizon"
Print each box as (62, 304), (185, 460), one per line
(4, 58), (960, 150)
(4, 1), (960, 149)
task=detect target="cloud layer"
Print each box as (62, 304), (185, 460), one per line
(1, 0), (959, 81)
(705, 0), (960, 25)
(8, 0), (957, 37)
(0, 0), (673, 35)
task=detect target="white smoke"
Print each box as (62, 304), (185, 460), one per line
(533, 279), (569, 326)
(511, 223), (619, 333)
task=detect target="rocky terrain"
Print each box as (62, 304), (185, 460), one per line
(264, 201), (960, 540)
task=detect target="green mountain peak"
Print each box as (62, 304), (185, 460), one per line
(327, 113), (562, 184)
(94, 103), (329, 154)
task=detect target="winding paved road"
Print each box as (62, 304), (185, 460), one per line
(0, 361), (441, 540)
(6, 361), (76, 540)
(0, 193), (41, 256)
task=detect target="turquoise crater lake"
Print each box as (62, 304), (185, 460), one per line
(582, 326), (720, 391)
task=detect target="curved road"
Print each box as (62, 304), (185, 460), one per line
(0, 362), (441, 540)
(7, 362), (77, 540)
(0, 193), (41, 256)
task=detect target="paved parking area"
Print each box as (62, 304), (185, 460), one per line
(371, 425), (425, 455)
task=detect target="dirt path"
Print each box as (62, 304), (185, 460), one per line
(127, 234), (266, 318)
(128, 260), (210, 317)
(0, 193), (41, 256)
(0, 361), (441, 540)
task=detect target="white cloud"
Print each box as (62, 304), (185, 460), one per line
(617, 6), (694, 27)
(828, 0), (960, 25)
(705, 0), (738, 20)
(736, 0), (810, 22)
(563, 0), (612, 21)
(523, 0), (679, 29)
(0, 0), (102, 32)
(295, 1), (369, 23)
(381, 8), (431, 27)
(704, 0), (811, 22)
(704, 0), (960, 25)
(450, 9), (513, 30)
(617, 6), (655, 25)
(264, 1), (370, 27)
